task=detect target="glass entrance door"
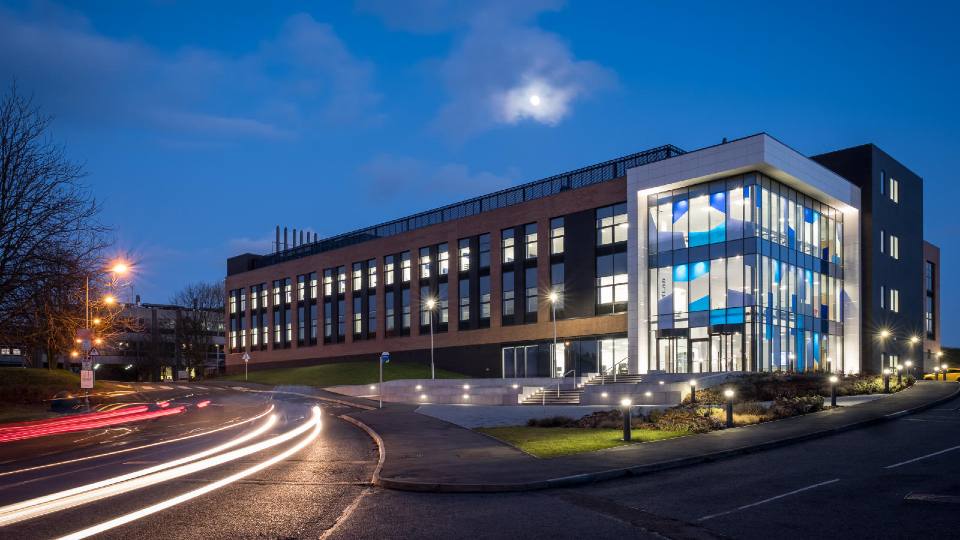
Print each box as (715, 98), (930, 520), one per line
(658, 337), (690, 373)
(710, 331), (743, 372)
(690, 339), (708, 373)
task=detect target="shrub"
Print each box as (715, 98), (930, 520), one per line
(648, 407), (722, 433)
(526, 416), (576, 428)
(768, 395), (824, 419)
(733, 401), (770, 416)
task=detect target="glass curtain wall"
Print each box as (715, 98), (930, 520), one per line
(647, 173), (844, 373)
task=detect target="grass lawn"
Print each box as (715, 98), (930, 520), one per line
(477, 426), (686, 458)
(0, 403), (59, 424)
(0, 368), (84, 404)
(220, 361), (467, 388)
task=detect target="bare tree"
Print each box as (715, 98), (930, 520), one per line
(171, 281), (225, 379)
(0, 83), (110, 366)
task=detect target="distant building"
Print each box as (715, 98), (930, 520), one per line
(922, 241), (941, 372)
(72, 299), (225, 380)
(0, 346), (25, 367)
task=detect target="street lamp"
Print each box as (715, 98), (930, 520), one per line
(723, 389), (735, 428)
(548, 290), (560, 379)
(425, 297), (436, 379)
(828, 375), (839, 407)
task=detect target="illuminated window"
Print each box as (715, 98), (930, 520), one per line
(352, 263), (363, 291)
(889, 234), (899, 260)
(550, 217), (565, 255)
(367, 259), (377, 289)
(309, 273), (317, 299)
(596, 203), (628, 245)
(438, 243), (449, 275)
(502, 229), (515, 263)
(337, 267), (346, 295)
(401, 252), (411, 282)
(458, 238), (471, 271)
(384, 255), (395, 286)
(297, 275), (306, 301)
(502, 271), (515, 316)
(524, 223), (537, 259)
(889, 177), (899, 203)
(323, 269), (333, 297)
(419, 247), (432, 279)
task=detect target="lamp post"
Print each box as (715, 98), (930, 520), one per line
(942, 363), (949, 381)
(548, 291), (559, 379)
(621, 398), (632, 441)
(905, 360), (913, 380)
(723, 389), (735, 428)
(829, 375), (839, 407)
(883, 368), (891, 393)
(934, 366), (941, 381)
(689, 379), (698, 404)
(425, 297), (436, 379)
(896, 364), (903, 386)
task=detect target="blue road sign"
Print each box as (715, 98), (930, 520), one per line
(380, 351), (390, 364)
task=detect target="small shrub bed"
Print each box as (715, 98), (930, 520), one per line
(682, 372), (916, 406)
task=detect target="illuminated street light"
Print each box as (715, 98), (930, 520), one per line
(878, 329), (891, 339)
(548, 290), (561, 381)
(425, 297), (437, 379)
(882, 368), (892, 393)
(829, 375), (839, 407)
(103, 295), (116, 305)
(110, 261), (130, 275)
(724, 389), (735, 427)
(92, 317), (101, 325)
(620, 398), (632, 441)
(690, 379), (698, 404)
(910, 335), (920, 345)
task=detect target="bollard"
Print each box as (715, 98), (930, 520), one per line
(621, 398), (632, 441)
(723, 388), (735, 428)
(883, 369), (891, 393)
(690, 379), (697, 404)
(829, 375), (838, 408)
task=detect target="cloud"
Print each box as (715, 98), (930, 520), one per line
(0, 6), (379, 140)
(359, 154), (515, 203)
(360, 0), (615, 137)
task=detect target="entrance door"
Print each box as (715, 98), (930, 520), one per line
(710, 331), (743, 372)
(690, 339), (709, 373)
(658, 337), (690, 373)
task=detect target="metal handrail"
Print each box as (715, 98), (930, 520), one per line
(558, 369), (575, 397)
(602, 357), (629, 382)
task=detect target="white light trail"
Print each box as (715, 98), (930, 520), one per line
(0, 408), (319, 526)
(0, 405), (275, 479)
(57, 407), (323, 540)
(0, 415), (277, 524)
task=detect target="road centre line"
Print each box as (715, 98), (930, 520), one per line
(697, 479), (840, 521)
(884, 444), (960, 469)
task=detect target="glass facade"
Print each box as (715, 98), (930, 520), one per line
(646, 173), (844, 373)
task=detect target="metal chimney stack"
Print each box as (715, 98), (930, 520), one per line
(283, 227), (288, 250)
(275, 226), (280, 253)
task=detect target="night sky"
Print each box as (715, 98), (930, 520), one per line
(2, 0), (957, 343)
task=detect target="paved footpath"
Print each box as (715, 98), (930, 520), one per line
(346, 381), (959, 492)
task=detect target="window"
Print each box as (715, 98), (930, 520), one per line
(368, 296), (377, 335)
(458, 239), (470, 272)
(309, 273), (317, 299)
(479, 233), (491, 268)
(250, 287), (258, 310)
(880, 170), (885, 195)
(438, 282), (449, 323)
(323, 269), (333, 296)
(298, 306), (305, 343)
(880, 286), (885, 309)
(925, 296), (934, 336)
(384, 256), (395, 286)
(419, 247), (432, 279)
(353, 297), (362, 335)
(420, 285), (432, 326)
(550, 217), (565, 255)
(229, 291), (236, 314)
(337, 299), (345, 336)
(310, 304), (317, 341)
(502, 271), (515, 316)
(479, 275), (491, 320)
(438, 243), (449, 275)
(274, 310), (281, 344)
(596, 203), (628, 245)
(324, 303), (332, 337)
(925, 261), (935, 292)
(880, 229), (885, 254)
(284, 279), (292, 304)
(889, 177), (899, 203)
(273, 282), (281, 306)
(502, 229), (515, 263)
(240, 291), (246, 312)
(596, 252), (628, 309)
(524, 223), (537, 259)
(889, 288), (900, 313)
(401, 288), (411, 329)
(401, 252), (411, 282)
(525, 267), (537, 313)
(551, 262), (565, 309)
(352, 263), (363, 291)
(260, 287), (268, 309)
(337, 266), (346, 294)
(367, 259), (377, 289)
(285, 308), (292, 342)
(385, 291), (395, 332)
(889, 234), (899, 260)
(297, 275), (306, 301)
(459, 278), (470, 322)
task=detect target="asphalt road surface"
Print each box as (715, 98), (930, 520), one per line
(1, 386), (958, 539)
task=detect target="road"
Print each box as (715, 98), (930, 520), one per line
(1, 386), (958, 539)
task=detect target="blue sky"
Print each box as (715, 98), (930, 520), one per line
(2, 0), (958, 342)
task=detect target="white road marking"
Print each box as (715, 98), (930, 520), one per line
(697, 479), (840, 521)
(884, 444), (960, 469)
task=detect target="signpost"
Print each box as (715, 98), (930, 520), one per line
(242, 352), (251, 381)
(379, 352), (390, 409)
(80, 369), (94, 389)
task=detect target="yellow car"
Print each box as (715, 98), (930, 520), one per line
(923, 368), (960, 381)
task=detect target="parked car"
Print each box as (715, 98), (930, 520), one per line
(923, 368), (960, 381)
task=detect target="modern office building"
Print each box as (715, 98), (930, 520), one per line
(225, 133), (938, 377)
(922, 241), (942, 371)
